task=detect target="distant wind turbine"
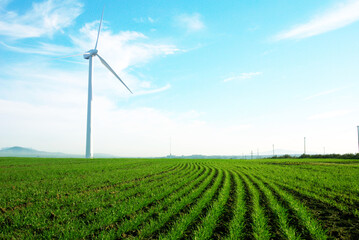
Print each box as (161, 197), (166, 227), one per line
(83, 9), (133, 158)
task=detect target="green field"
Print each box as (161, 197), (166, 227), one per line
(0, 157), (358, 239)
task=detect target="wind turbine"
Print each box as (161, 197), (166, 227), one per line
(83, 9), (132, 158)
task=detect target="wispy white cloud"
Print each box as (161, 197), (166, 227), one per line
(0, 0), (83, 39)
(307, 109), (353, 120)
(175, 13), (205, 32)
(71, 22), (179, 71)
(133, 17), (155, 23)
(134, 84), (171, 96)
(148, 17), (155, 23)
(0, 41), (75, 56)
(304, 87), (345, 100)
(274, 0), (359, 40)
(69, 21), (179, 93)
(223, 72), (262, 82)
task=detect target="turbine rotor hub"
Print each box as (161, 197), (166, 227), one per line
(83, 49), (98, 59)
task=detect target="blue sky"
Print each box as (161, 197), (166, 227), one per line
(1, 0), (359, 157)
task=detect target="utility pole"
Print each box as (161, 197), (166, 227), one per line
(257, 148), (259, 159)
(304, 137), (306, 155)
(323, 147), (325, 155)
(357, 126), (359, 153)
(169, 136), (172, 157)
(251, 150), (253, 160)
(272, 144), (275, 156)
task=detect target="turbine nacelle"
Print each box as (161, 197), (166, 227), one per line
(83, 49), (98, 59)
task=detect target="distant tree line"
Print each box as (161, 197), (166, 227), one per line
(271, 153), (359, 159)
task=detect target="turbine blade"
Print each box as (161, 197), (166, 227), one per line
(97, 54), (133, 94)
(94, 7), (105, 50)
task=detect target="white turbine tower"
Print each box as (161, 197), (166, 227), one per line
(83, 9), (132, 158)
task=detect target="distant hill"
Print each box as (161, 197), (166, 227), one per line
(0, 146), (118, 158)
(0, 146), (119, 158)
(0, 146), (304, 159)
(0, 146), (80, 158)
(1, 146), (35, 154)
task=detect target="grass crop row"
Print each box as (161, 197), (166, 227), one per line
(239, 172), (271, 240)
(157, 168), (224, 240)
(245, 173), (300, 239)
(270, 179), (359, 218)
(191, 170), (231, 239)
(134, 167), (218, 239)
(223, 171), (246, 240)
(256, 175), (328, 240)
(95, 164), (210, 238)
(240, 173), (271, 239)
